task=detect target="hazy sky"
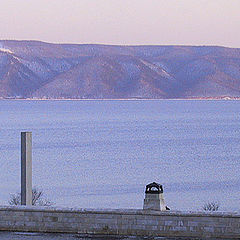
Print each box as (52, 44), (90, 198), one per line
(0, 0), (239, 47)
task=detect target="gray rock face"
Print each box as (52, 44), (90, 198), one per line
(1, 40), (240, 99)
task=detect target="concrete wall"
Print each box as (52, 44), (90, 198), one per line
(0, 206), (239, 238)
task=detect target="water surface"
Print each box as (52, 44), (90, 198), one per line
(0, 100), (239, 211)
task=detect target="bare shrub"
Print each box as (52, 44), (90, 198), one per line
(8, 193), (21, 205)
(9, 187), (53, 206)
(202, 201), (220, 211)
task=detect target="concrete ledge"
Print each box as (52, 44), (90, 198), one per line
(1, 205), (239, 217)
(0, 206), (239, 238)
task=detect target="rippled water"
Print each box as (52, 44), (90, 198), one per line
(0, 100), (239, 212)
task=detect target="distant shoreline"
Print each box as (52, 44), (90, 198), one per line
(1, 97), (240, 101)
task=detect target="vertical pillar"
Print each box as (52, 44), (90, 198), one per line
(21, 132), (32, 206)
(143, 182), (168, 211)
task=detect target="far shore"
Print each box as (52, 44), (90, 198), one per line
(0, 97), (240, 101)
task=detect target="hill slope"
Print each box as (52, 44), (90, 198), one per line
(1, 40), (240, 99)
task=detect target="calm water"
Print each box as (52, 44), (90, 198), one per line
(0, 100), (239, 212)
(0, 232), (198, 240)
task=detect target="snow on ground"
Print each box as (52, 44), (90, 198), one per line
(0, 47), (14, 54)
(0, 47), (21, 61)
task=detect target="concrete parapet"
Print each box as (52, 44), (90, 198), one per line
(0, 206), (239, 238)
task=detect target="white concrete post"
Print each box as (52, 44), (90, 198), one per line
(21, 132), (32, 206)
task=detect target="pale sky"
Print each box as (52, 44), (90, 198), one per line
(0, 0), (239, 48)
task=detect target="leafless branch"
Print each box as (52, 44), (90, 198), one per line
(8, 187), (54, 206)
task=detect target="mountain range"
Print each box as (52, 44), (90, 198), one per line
(0, 40), (240, 99)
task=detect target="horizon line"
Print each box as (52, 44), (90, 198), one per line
(0, 39), (239, 49)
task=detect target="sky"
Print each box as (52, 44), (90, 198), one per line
(0, 0), (239, 48)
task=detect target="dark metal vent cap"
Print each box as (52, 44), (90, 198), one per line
(145, 182), (163, 194)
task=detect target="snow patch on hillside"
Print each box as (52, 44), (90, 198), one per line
(0, 47), (21, 61)
(0, 47), (14, 54)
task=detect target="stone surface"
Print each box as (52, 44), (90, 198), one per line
(0, 206), (239, 238)
(143, 193), (167, 211)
